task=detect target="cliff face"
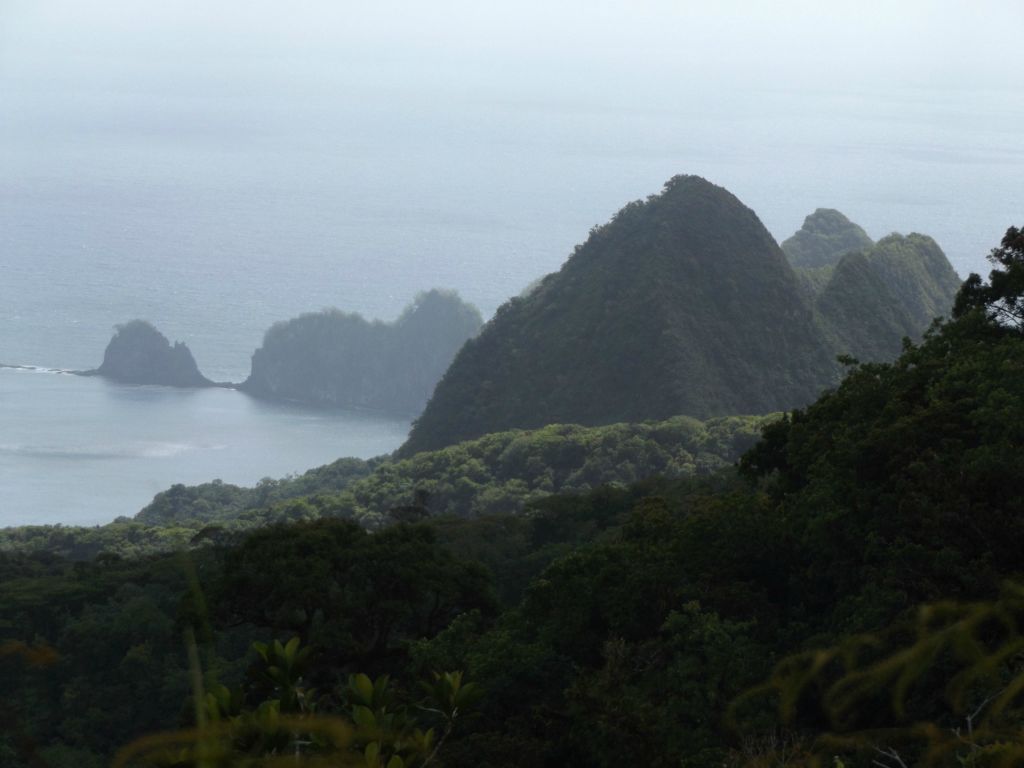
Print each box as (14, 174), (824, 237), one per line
(400, 176), (840, 456)
(95, 320), (211, 387)
(241, 289), (482, 415)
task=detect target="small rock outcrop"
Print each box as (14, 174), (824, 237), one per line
(91, 320), (212, 387)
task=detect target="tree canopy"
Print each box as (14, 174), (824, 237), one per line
(953, 224), (1024, 329)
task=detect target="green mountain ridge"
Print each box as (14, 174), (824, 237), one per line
(812, 232), (962, 361)
(139, 413), (772, 529)
(401, 177), (962, 456)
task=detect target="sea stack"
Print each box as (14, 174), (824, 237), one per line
(91, 320), (212, 387)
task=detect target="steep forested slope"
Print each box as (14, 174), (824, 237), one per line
(403, 176), (838, 454)
(813, 233), (961, 361)
(413, 235), (1024, 767)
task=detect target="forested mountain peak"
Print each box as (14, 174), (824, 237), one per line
(814, 231), (962, 361)
(781, 207), (874, 268)
(859, 232), (960, 319)
(401, 175), (839, 455)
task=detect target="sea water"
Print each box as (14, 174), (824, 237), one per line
(1, 81), (1022, 526)
(0, 367), (409, 525)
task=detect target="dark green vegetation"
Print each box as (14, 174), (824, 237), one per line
(0, 226), (1020, 766)
(402, 177), (960, 455)
(744, 583), (1024, 766)
(0, 414), (769, 560)
(0, 523), (494, 768)
(955, 224), (1024, 330)
(85, 320), (212, 387)
(808, 232), (963, 362)
(242, 289), (482, 414)
(780, 208), (873, 269)
(404, 176), (839, 454)
(141, 413), (767, 528)
(774, 210), (961, 365)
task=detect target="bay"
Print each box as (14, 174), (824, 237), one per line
(0, 367), (409, 526)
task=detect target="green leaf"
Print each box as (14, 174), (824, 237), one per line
(354, 673), (375, 705)
(364, 741), (380, 767)
(352, 704), (377, 730)
(373, 674), (391, 702)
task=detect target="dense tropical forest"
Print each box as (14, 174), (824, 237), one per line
(3, 175), (1021, 766)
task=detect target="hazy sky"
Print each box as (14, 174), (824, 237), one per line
(2, 2), (1022, 236)
(3, 1), (1023, 98)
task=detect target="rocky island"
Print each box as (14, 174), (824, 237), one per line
(240, 289), (482, 414)
(81, 320), (213, 387)
(83, 290), (482, 416)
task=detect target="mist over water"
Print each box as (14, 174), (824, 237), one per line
(1, 1), (1022, 524)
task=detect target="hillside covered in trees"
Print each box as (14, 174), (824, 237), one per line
(781, 210), (962, 362)
(0, 227), (1020, 767)
(0, 413), (769, 560)
(402, 177), (960, 455)
(242, 289), (482, 414)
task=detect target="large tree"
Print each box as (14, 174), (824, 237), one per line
(953, 225), (1024, 329)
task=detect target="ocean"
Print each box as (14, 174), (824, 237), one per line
(0, 366), (409, 526)
(1, 79), (1022, 526)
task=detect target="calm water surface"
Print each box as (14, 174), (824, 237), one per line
(0, 367), (409, 526)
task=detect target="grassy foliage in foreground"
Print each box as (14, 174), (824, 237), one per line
(733, 583), (1024, 767)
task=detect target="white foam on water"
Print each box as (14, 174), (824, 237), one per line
(0, 440), (215, 460)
